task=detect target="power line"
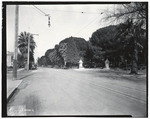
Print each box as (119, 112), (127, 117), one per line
(74, 14), (102, 36)
(31, 5), (103, 29)
(32, 5), (50, 27)
(43, 9), (101, 15)
(31, 5), (44, 16)
(32, 5), (102, 15)
(32, 5), (48, 16)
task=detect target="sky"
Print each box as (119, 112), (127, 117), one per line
(6, 4), (116, 61)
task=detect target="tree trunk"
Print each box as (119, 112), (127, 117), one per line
(130, 38), (138, 74)
(130, 59), (138, 74)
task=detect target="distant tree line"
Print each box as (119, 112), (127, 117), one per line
(38, 22), (146, 73)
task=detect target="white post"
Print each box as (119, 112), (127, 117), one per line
(27, 37), (30, 71)
(105, 59), (110, 69)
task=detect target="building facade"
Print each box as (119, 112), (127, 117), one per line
(7, 51), (13, 67)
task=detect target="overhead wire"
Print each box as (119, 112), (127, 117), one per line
(32, 5), (48, 16)
(31, 5), (44, 16)
(74, 14), (102, 36)
(32, 5), (51, 27)
(42, 9), (101, 14)
(32, 5), (101, 15)
(31, 5), (103, 31)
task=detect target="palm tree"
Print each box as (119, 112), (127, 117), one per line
(18, 31), (36, 67)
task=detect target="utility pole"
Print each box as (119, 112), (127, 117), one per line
(13, 5), (19, 80)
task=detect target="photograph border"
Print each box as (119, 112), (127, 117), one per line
(2, 1), (148, 117)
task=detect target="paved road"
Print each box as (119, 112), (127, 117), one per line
(7, 67), (147, 117)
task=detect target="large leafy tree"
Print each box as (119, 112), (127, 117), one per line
(105, 3), (146, 25)
(18, 31), (36, 67)
(65, 40), (80, 66)
(38, 56), (48, 66)
(17, 53), (25, 68)
(84, 41), (105, 68)
(46, 48), (64, 67)
(59, 37), (88, 68)
(42, 37), (88, 68)
(115, 20), (146, 74)
(89, 25), (121, 67)
(104, 2), (147, 74)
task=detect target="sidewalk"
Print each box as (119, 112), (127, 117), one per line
(7, 69), (34, 102)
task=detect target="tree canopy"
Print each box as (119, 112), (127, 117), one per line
(38, 37), (88, 68)
(103, 2), (147, 73)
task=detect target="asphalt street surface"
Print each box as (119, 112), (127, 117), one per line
(7, 67), (147, 117)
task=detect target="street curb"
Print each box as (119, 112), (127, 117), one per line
(7, 73), (34, 103)
(7, 88), (18, 103)
(19, 73), (34, 80)
(7, 68), (25, 74)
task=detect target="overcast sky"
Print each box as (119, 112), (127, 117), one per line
(6, 4), (116, 60)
